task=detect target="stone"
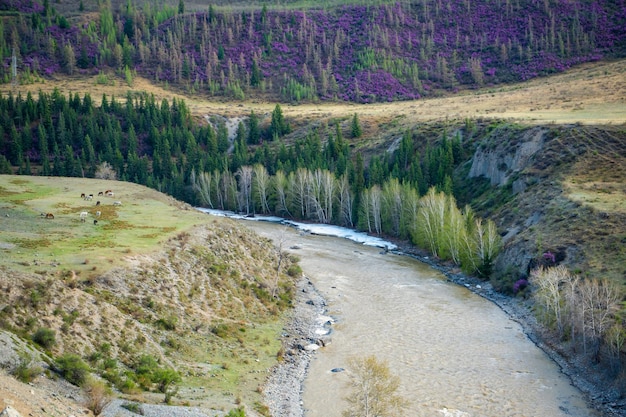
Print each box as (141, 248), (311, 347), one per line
(0, 406), (23, 417)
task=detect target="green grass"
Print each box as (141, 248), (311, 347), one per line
(0, 175), (208, 278)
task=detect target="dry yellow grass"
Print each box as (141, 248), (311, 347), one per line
(3, 59), (626, 127)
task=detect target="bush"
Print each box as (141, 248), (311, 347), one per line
(155, 315), (177, 331)
(12, 355), (42, 383)
(226, 407), (246, 417)
(56, 353), (90, 386)
(32, 327), (56, 349)
(83, 377), (112, 416)
(121, 402), (144, 414)
(286, 264), (302, 277)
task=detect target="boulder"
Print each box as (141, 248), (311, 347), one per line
(0, 406), (23, 417)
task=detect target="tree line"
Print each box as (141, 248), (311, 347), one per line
(0, 89), (498, 276)
(531, 265), (624, 376)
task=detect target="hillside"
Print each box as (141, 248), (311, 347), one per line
(0, 175), (302, 416)
(1, 0), (625, 102)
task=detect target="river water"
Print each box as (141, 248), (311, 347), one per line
(234, 219), (598, 417)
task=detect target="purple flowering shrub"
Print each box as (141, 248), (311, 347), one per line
(513, 278), (529, 295)
(543, 251), (556, 264)
(3, 0), (626, 102)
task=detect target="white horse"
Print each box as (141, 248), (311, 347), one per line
(80, 211), (88, 222)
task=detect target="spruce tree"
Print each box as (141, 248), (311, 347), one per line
(248, 110), (260, 144)
(351, 113), (362, 138)
(270, 104), (289, 139)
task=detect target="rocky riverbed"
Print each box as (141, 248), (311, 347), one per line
(262, 275), (329, 417)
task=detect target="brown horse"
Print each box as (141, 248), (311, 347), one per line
(45, 213), (54, 219)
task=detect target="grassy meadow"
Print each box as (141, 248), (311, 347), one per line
(0, 175), (205, 279)
(4, 58), (625, 129)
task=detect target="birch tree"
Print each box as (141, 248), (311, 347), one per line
(443, 195), (465, 266)
(368, 185), (383, 235)
(308, 169), (326, 223)
(530, 265), (571, 338)
(308, 169), (335, 224)
(291, 167), (311, 219)
(273, 169), (292, 217)
(570, 278), (621, 358)
(416, 187), (446, 257)
(252, 163), (271, 214)
(337, 173), (354, 227)
(343, 356), (408, 417)
(401, 185), (420, 238)
(360, 187), (373, 233)
(217, 169), (237, 211)
(191, 169), (214, 208)
(236, 165), (253, 214)
(382, 178), (403, 236)
(473, 217), (501, 277)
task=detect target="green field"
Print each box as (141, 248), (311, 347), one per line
(0, 175), (207, 279)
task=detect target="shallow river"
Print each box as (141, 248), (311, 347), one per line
(241, 220), (598, 417)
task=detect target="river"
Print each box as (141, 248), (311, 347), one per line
(212, 214), (599, 417)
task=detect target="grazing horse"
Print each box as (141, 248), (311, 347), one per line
(93, 219), (98, 225)
(95, 211), (101, 217)
(96, 201), (101, 206)
(112, 201), (122, 206)
(80, 193), (86, 198)
(98, 191), (104, 196)
(80, 211), (88, 222)
(45, 213), (54, 219)
(84, 195), (93, 201)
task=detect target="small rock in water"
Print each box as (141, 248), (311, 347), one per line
(331, 367), (345, 373)
(476, 284), (482, 289)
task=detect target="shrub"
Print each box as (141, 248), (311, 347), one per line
(155, 315), (177, 331)
(135, 354), (159, 377)
(286, 264), (302, 277)
(83, 377), (113, 416)
(211, 323), (233, 339)
(12, 355), (42, 383)
(121, 402), (144, 414)
(32, 327), (56, 349)
(56, 353), (90, 386)
(226, 407), (246, 417)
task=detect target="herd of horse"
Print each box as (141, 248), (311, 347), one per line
(42, 189), (120, 224)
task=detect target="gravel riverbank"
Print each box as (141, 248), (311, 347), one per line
(262, 276), (328, 417)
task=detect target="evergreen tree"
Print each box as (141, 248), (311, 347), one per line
(250, 59), (261, 87)
(270, 104), (289, 139)
(247, 110), (260, 144)
(351, 113), (362, 138)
